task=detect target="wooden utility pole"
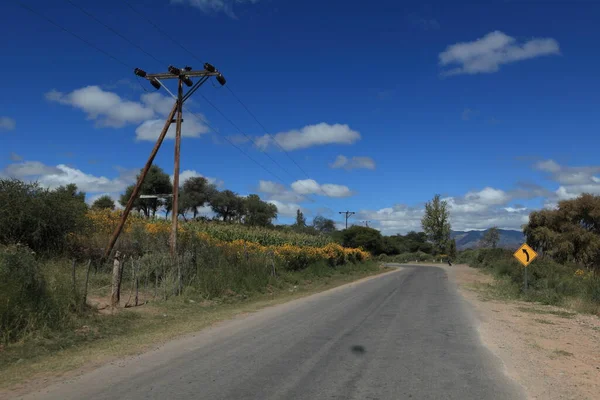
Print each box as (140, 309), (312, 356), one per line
(170, 78), (183, 258)
(339, 211), (356, 229)
(103, 64), (227, 261)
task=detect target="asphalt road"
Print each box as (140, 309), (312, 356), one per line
(24, 266), (525, 400)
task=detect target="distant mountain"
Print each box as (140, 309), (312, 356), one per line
(450, 229), (524, 250)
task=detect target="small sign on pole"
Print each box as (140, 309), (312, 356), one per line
(514, 243), (537, 292)
(513, 243), (537, 267)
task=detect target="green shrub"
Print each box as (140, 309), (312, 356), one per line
(0, 245), (55, 343)
(0, 180), (88, 254)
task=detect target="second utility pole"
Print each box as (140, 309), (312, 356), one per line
(170, 78), (183, 257)
(339, 211), (356, 230)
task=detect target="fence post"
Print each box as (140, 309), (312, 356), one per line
(110, 251), (123, 308)
(71, 259), (77, 296)
(82, 259), (92, 311)
(135, 260), (139, 306)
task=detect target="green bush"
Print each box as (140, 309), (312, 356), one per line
(458, 248), (600, 311)
(0, 245), (57, 343)
(0, 180), (88, 254)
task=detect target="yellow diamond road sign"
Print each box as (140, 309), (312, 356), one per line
(513, 243), (537, 267)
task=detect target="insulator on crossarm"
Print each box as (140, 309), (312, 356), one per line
(204, 63), (216, 72)
(150, 78), (161, 90)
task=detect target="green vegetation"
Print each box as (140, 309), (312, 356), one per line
(480, 226), (500, 249)
(525, 193), (600, 271)
(0, 174), (380, 375)
(421, 194), (451, 253)
(0, 257), (385, 384)
(91, 195), (116, 211)
(457, 247), (600, 314)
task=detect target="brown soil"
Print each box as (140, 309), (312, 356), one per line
(446, 263), (600, 400)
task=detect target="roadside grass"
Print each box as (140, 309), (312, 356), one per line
(0, 261), (390, 390)
(456, 249), (600, 317)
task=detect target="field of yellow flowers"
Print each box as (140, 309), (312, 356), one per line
(86, 210), (369, 270)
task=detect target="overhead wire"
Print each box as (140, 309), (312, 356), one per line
(17, 0), (302, 198)
(16, 1), (130, 69)
(224, 85), (313, 180)
(122, 0), (204, 65)
(115, 0), (327, 202)
(64, 0), (167, 66)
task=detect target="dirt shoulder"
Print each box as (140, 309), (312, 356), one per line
(440, 263), (600, 400)
(0, 264), (396, 399)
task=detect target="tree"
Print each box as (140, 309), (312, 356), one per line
(92, 195), (115, 210)
(244, 194), (277, 227)
(447, 239), (457, 260)
(481, 226), (500, 249)
(524, 193), (600, 270)
(340, 226), (384, 255)
(312, 215), (336, 234)
(0, 180), (88, 253)
(294, 209), (306, 228)
(210, 190), (245, 222)
(119, 165), (172, 218)
(421, 194), (451, 254)
(181, 176), (217, 219)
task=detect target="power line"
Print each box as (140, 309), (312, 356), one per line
(225, 85), (313, 180)
(122, 0), (203, 64)
(64, 0), (167, 66)
(155, 80), (295, 191)
(117, 1), (325, 204)
(22, 0), (328, 211)
(17, 1), (130, 69)
(16, 0), (300, 199)
(198, 92), (321, 199)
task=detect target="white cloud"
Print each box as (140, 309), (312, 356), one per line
(255, 123), (361, 151)
(171, 0), (260, 18)
(330, 155), (376, 170)
(46, 86), (210, 142)
(535, 159), (600, 185)
(0, 117), (16, 131)
(135, 114), (209, 141)
(439, 31), (560, 76)
(267, 200), (305, 218)
(534, 159), (600, 200)
(2, 161), (132, 194)
(9, 153), (23, 162)
(46, 86), (154, 128)
(257, 180), (305, 202)
(3, 161), (65, 177)
(461, 108), (476, 121)
(291, 179), (354, 198)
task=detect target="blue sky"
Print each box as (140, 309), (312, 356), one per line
(1, 0), (600, 233)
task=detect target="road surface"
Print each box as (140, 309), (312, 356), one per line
(23, 266), (525, 400)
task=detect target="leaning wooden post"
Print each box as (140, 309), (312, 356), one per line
(111, 251), (124, 307)
(102, 103), (177, 261)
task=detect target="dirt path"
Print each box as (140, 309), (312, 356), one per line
(441, 263), (600, 400)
